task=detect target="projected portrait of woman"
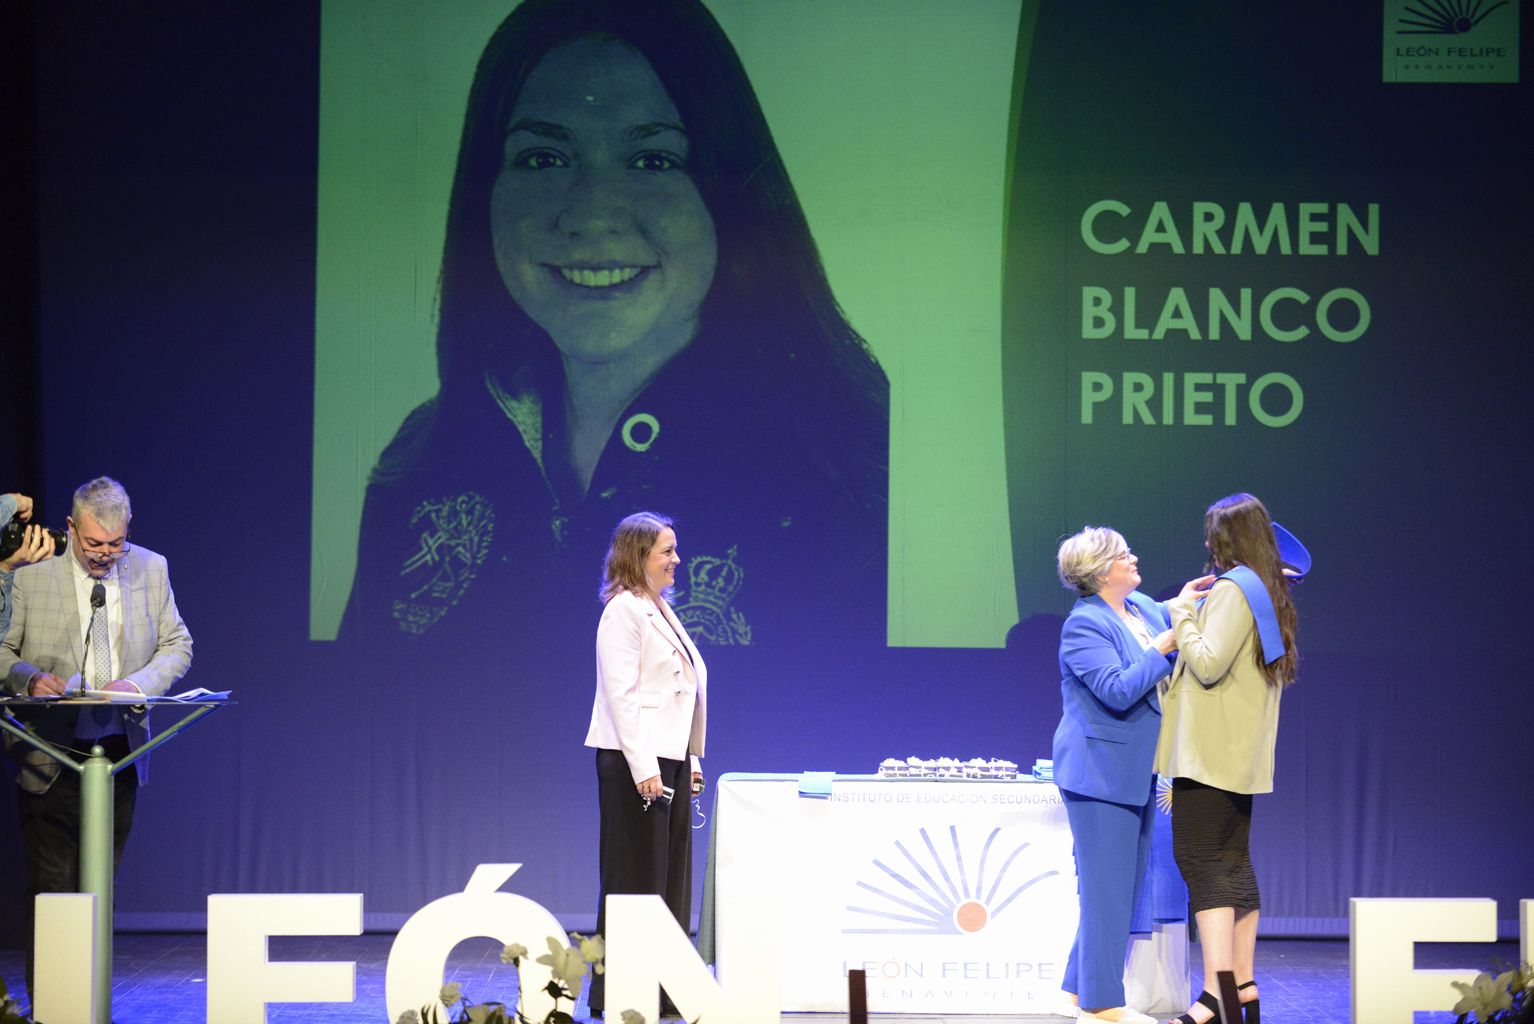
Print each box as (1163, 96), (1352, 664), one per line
(341, 0), (889, 651)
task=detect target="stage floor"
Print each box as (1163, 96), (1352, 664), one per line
(0, 935), (1517, 1022)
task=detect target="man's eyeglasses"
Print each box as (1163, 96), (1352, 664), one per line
(73, 531), (132, 559)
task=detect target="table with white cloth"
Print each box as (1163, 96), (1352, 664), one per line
(698, 772), (1188, 1016)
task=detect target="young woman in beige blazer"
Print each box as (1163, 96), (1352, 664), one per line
(1155, 494), (1299, 1024)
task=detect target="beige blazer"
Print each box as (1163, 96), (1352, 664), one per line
(1154, 578), (1281, 794)
(584, 589), (706, 785)
(0, 543), (193, 791)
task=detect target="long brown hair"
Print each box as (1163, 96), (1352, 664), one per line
(1204, 493), (1299, 687)
(371, 0), (888, 510)
(600, 511), (674, 604)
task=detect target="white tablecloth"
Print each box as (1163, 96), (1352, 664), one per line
(703, 773), (1187, 1015)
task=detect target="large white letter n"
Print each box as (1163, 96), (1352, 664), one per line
(604, 894), (778, 1023)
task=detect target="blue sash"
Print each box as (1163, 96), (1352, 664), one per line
(1220, 565), (1285, 664)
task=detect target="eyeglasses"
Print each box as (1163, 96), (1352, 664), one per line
(80, 542), (133, 560)
(72, 529), (132, 559)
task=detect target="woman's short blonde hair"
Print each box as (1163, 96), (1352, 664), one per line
(1057, 526), (1128, 596)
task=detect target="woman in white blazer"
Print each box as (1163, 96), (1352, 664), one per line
(584, 511), (706, 1015)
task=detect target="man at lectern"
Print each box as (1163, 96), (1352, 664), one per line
(0, 475), (193, 994)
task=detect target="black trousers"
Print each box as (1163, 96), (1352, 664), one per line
(15, 734), (138, 997)
(588, 749), (691, 1014)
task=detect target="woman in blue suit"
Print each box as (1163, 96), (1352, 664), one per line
(1053, 526), (1203, 1024)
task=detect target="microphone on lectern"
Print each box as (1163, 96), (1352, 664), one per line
(82, 584), (106, 693)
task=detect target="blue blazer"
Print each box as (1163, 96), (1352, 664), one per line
(1051, 591), (1174, 806)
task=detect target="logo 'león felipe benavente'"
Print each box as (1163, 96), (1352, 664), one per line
(843, 826), (1058, 936)
(1395, 0), (1508, 36)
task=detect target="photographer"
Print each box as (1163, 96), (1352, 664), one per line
(0, 493), (56, 639)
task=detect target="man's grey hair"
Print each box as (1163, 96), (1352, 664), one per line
(72, 476), (133, 532)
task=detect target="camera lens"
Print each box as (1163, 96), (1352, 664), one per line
(0, 516), (68, 560)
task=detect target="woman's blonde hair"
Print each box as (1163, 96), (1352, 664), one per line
(1057, 526), (1128, 596)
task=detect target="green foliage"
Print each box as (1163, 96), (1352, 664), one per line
(0, 974), (33, 1024)
(401, 933), (627, 1024)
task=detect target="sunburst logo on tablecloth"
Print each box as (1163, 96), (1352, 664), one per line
(843, 826), (1059, 935)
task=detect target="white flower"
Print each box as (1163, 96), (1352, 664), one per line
(577, 932), (607, 974)
(620, 1011), (647, 1024)
(536, 935), (590, 995)
(1450, 969), (1516, 1021)
(501, 942), (528, 964)
(439, 980), (464, 1006)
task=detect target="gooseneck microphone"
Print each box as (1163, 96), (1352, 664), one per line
(82, 583), (106, 693)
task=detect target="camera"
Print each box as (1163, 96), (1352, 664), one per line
(0, 515), (68, 560)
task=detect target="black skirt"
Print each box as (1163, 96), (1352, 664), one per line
(1171, 776), (1260, 913)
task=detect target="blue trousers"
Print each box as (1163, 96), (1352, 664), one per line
(1060, 785), (1157, 1009)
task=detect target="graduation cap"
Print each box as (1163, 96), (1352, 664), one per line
(1272, 521), (1311, 583)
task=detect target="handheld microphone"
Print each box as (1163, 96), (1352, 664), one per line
(82, 584), (106, 693)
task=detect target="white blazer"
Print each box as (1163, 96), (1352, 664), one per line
(584, 589), (707, 785)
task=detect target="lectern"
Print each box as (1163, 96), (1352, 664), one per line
(0, 692), (228, 1023)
